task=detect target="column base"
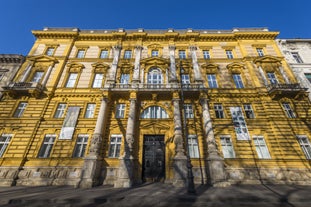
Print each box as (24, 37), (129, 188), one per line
(206, 154), (230, 187)
(172, 156), (187, 187)
(79, 157), (102, 188)
(114, 157), (133, 188)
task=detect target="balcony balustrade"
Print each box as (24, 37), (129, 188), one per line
(2, 82), (44, 98)
(267, 83), (307, 99)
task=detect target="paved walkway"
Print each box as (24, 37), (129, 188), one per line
(0, 183), (311, 207)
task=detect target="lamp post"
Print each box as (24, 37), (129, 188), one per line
(179, 60), (196, 194)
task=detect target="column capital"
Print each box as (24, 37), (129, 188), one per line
(189, 45), (197, 51)
(113, 45), (122, 50)
(169, 45), (176, 50)
(135, 45), (143, 50)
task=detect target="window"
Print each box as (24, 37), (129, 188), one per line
(108, 135), (122, 158)
(253, 136), (270, 159)
(147, 68), (163, 88)
(73, 134), (89, 158)
(181, 74), (190, 87)
(203, 50), (210, 59)
(84, 103), (95, 118)
(232, 74), (244, 88)
(226, 50), (234, 59)
(207, 74), (218, 88)
(151, 50), (159, 57)
(243, 104), (255, 119)
(31, 71), (44, 83)
(124, 50), (132, 59)
(256, 48), (264, 57)
(13, 102), (27, 117)
(45, 47), (55, 56)
(66, 73), (78, 88)
(120, 74), (130, 84)
(282, 102), (296, 118)
(291, 52), (303, 63)
(115, 104), (126, 118)
(38, 135), (56, 158)
(297, 135), (311, 159)
(54, 103), (67, 118)
(184, 104), (194, 118)
(266, 72), (278, 84)
(92, 73), (103, 88)
(0, 134), (12, 157)
(304, 73), (311, 83)
(76, 49), (85, 58)
(100, 50), (109, 58)
(141, 106), (168, 119)
(188, 135), (199, 158)
(179, 50), (186, 59)
(214, 104), (225, 118)
(220, 136), (235, 158)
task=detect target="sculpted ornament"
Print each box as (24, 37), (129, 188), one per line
(89, 133), (102, 155)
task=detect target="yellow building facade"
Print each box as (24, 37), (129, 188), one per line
(0, 28), (311, 188)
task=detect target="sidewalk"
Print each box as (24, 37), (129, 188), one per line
(0, 182), (311, 207)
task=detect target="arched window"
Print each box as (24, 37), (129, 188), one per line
(141, 106), (168, 119)
(147, 68), (163, 88)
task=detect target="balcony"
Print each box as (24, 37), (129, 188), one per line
(2, 82), (44, 98)
(267, 83), (307, 99)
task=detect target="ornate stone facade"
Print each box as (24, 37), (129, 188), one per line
(0, 28), (310, 188)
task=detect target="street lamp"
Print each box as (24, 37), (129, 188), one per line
(179, 60), (196, 194)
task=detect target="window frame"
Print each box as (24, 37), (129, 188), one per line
(0, 134), (12, 157)
(13, 102), (28, 118)
(151, 50), (159, 57)
(214, 104), (225, 118)
(124, 50), (132, 59)
(108, 134), (122, 158)
(84, 103), (96, 118)
(207, 74), (218, 88)
(54, 103), (67, 118)
(184, 104), (194, 119)
(282, 102), (296, 118)
(232, 74), (244, 88)
(188, 135), (199, 158)
(297, 135), (311, 159)
(226, 50), (234, 59)
(45, 47), (55, 56)
(99, 49), (109, 59)
(304, 73), (311, 84)
(38, 134), (56, 158)
(76, 49), (86, 58)
(243, 104), (255, 119)
(256, 48), (264, 57)
(72, 134), (89, 158)
(65, 72), (78, 88)
(141, 106), (169, 119)
(179, 50), (186, 59)
(220, 135), (235, 158)
(203, 50), (210, 59)
(266, 72), (278, 84)
(291, 52), (303, 63)
(253, 136), (271, 159)
(92, 73), (104, 88)
(31, 71), (45, 83)
(115, 103), (126, 118)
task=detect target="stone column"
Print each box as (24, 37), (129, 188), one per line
(20, 62), (33, 82)
(279, 66), (290, 84)
(190, 46), (203, 83)
(172, 92), (187, 187)
(200, 98), (230, 187)
(79, 96), (109, 188)
(114, 93), (137, 188)
(169, 45), (177, 82)
(133, 46), (143, 85)
(257, 65), (268, 86)
(41, 63), (55, 87)
(107, 45), (122, 84)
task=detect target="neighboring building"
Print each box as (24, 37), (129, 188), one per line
(0, 54), (25, 99)
(277, 39), (311, 100)
(0, 27), (311, 188)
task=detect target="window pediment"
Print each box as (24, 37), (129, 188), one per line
(201, 63), (219, 73)
(226, 62), (245, 73)
(66, 62), (85, 72)
(28, 55), (59, 64)
(118, 62), (134, 73)
(253, 55), (282, 65)
(92, 62), (110, 73)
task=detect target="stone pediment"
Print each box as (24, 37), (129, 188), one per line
(253, 55), (282, 64)
(226, 62), (245, 72)
(201, 63), (219, 73)
(92, 62), (110, 73)
(140, 57), (169, 67)
(66, 62), (85, 72)
(140, 121), (171, 134)
(28, 55), (59, 63)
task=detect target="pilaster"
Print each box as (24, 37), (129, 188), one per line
(169, 45), (177, 82)
(189, 46), (203, 82)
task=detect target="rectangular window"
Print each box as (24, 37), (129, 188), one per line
(76, 49), (85, 58)
(282, 102), (296, 118)
(115, 104), (126, 118)
(188, 135), (199, 158)
(100, 50), (109, 58)
(232, 74), (244, 88)
(214, 104), (225, 118)
(230, 107), (250, 140)
(184, 104), (194, 118)
(151, 50), (159, 57)
(38, 135), (56, 158)
(66, 73), (78, 88)
(297, 135), (311, 159)
(266, 72), (278, 84)
(120, 74), (130, 84)
(179, 50), (186, 59)
(291, 52), (303, 63)
(207, 74), (218, 88)
(84, 103), (95, 118)
(220, 136), (235, 158)
(243, 104), (255, 119)
(0, 134), (12, 157)
(54, 103), (67, 118)
(108, 135), (122, 158)
(253, 136), (271, 159)
(203, 50), (210, 59)
(46, 47), (55, 56)
(31, 71), (44, 83)
(124, 50), (132, 59)
(226, 50), (234, 59)
(256, 48), (264, 57)
(92, 73), (103, 88)
(13, 102), (27, 117)
(73, 134), (89, 158)
(304, 73), (311, 83)
(181, 74), (190, 87)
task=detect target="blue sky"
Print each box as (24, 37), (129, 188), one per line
(1, 0), (310, 55)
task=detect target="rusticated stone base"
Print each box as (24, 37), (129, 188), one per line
(15, 167), (82, 187)
(227, 167), (311, 185)
(172, 157), (187, 187)
(114, 158), (133, 188)
(206, 155), (231, 187)
(0, 167), (20, 186)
